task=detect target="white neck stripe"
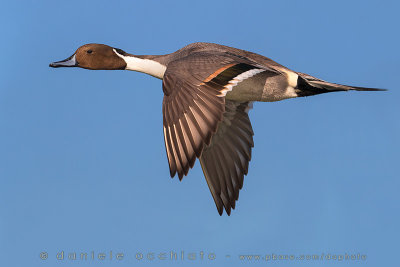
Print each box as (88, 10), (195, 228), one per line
(113, 49), (166, 79)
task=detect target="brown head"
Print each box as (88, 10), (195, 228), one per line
(49, 43), (127, 70)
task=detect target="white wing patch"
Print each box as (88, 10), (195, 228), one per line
(219, 68), (266, 97)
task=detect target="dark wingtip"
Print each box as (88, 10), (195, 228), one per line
(218, 208), (223, 216)
(226, 208), (231, 216)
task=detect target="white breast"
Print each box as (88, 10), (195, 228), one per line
(113, 49), (166, 79)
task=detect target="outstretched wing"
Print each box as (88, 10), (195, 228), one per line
(200, 101), (254, 215)
(162, 52), (265, 178)
(162, 52), (274, 214)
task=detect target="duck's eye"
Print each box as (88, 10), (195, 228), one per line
(87, 50), (93, 54)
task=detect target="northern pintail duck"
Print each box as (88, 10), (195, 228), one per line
(50, 42), (384, 215)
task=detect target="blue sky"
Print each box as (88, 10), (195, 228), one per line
(1, 0), (399, 266)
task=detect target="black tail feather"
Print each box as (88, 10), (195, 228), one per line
(295, 74), (386, 97)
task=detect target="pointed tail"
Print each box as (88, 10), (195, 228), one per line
(295, 72), (387, 97)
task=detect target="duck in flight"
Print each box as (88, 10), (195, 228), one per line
(50, 42), (384, 215)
